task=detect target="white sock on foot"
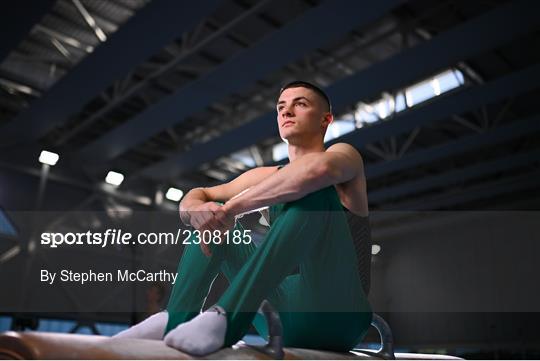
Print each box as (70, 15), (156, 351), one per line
(113, 311), (168, 340)
(164, 306), (227, 356)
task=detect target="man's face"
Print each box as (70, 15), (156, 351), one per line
(276, 87), (331, 143)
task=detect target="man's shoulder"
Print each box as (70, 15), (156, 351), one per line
(326, 142), (363, 159)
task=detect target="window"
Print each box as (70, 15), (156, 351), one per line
(355, 68), (465, 125)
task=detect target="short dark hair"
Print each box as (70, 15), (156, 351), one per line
(279, 80), (332, 112)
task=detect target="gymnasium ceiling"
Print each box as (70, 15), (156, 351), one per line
(0, 0), (539, 214)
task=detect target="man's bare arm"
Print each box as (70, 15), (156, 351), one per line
(179, 166), (278, 225)
(222, 143), (364, 217)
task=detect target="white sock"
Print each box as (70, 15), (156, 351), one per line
(164, 306), (227, 356)
(113, 311), (168, 340)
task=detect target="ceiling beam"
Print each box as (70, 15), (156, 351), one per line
(145, 60), (540, 182)
(369, 148), (540, 204)
(75, 0), (405, 162)
(337, 65), (540, 150)
(365, 114), (540, 180)
(138, 0), (540, 181)
(384, 170), (540, 211)
(0, 0), (221, 144)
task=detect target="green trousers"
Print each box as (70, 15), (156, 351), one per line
(165, 186), (372, 352)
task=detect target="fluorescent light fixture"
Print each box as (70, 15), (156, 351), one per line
(39, 150), (59, 166)
(165, 187), (184, 202)
(105, 171), (124, 186)
(372, 244), (381, 255)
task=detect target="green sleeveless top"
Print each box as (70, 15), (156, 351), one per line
(270, 164), (372, 295)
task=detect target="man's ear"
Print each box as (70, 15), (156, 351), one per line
(322, 112), (334, 128)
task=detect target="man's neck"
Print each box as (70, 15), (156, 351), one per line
(287, 141), (325, 162)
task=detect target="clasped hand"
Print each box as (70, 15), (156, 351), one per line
(186, 202), (235, 257)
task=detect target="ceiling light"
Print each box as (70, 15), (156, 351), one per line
(38, 150), (59, 166)
(165, 187), (183, 202)
(105, 171), (124, 186)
